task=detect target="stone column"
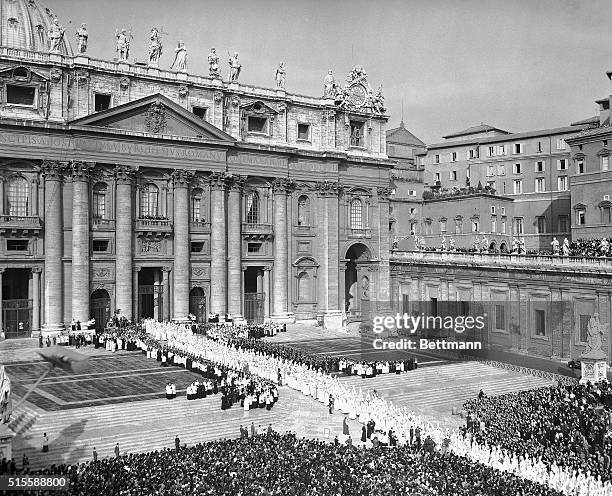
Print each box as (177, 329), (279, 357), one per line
(32, 177), (39, 216)
(316, 181), (343, 330)
(172, 170), (192, 322)
(209, 172), (227, 317)
(271, 179), (294, 322)
(162, 267), (171, 322)
(42, 160), (65, 333)
(376, 187), (392, 311)
(0, 176), (4, 215)
(32, 267), (41, 334)
(132, 268), (140, 322)
(70, 162), (93, 324)
(0, 269), (3, 335)
(115, 166), (135, 320)
(227, 175), (245, 320)
(263, 265), (271, 320)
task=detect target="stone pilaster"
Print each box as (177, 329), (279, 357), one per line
(71, 161), (93, 324)
(42, 160), (65, 333)
(376, 187), (392, 310)
(209, 172), (227, 317)
(162, 266), (171, 322)
(227, 175), (245, 320)
(263, 265), (271, 320)
(172, 170), (192, 321)
(316, 181), (343, 330)
(271, 178), (294, 322)
(114, 166), (135, 320)
(0, 268), (3, 336)
(32, 267), (41, 334)
(132, 268), (140, 321)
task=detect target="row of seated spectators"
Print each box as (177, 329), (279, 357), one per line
(27, 432), (563, 496)
(464, 381), (612, 482)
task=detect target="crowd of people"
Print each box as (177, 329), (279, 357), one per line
(25, 432), (567, 496)
(464, 381), (612, 483)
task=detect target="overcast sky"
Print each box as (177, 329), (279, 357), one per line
(49, 0), (612, 143)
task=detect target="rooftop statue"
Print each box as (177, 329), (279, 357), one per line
(171, 40), (187, 72)
(275, 62), (286, 89)
(323, 69), (338, 98)
(75, 23), (88, 54)
(583, 313), (608, 359)
(48, 17), (65, 53)
(149, 28), (163, 66)
(228, 52), (241, 81)
(208, 47), (221, 78)
(115, 28), (132, 61)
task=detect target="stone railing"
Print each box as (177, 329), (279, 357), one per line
(348, 228), (372, 238)
(190, 220), (211, 233)
(391, 250), (612, 269)
(242, 223), (274, 235)
(135, 218), (172, 237)
(0, 215), (42, 235)
(91, 217), (115, 230)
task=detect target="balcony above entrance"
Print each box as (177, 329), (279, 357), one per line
(242, 223), (274, 241)
(136, 218), (173, 238)
(0, 215), (42, 236)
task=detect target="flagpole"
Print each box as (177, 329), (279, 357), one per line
(12, 363), (53, 412)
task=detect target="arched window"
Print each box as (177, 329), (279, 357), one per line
(140, 183), (159, 217)
(297, 195), (310, 226)
(297, 271), (311, 301)
(350, 199), (363, 229)
(191, 188), (204, 222)
(245, 190), (260, 224)
(6, 176), (28, 216)
(92, 182), (107, 219)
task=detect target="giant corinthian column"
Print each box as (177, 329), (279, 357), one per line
(227, 175), (245, 321)
(209, 172), (227, 317)
(70, 161), (93, 324)
(271, 178), (294, 322)
(172, 169), (191, 321)
(42, 160), (65, 333)
(114, 166), (135, 320)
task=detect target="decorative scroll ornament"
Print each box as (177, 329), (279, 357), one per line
(335, 65), (385, 115)
(178, 85), (188, 97)
(119, 77), (130, 90)
(50, 67), (62, 82)
(144, 102), (167, 134)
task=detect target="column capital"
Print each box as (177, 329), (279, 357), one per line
(208, 171), (227, 190)
(272, 177), (295, 195)
(263, 265), (272, 271)
(41, 160), (67, 180)
(376, 186), (392, 201)
(70, 161), (94, 181)
(162, 266), (172, 272)
(226, 174), (247, 192)
(315, 180), (343, 197)
(31, 266), (43, 273)
(171, 169), (194, 188)
(114, 165), (137, 184)
(133, 266), (141, 272)
(241, 264), (249, 272)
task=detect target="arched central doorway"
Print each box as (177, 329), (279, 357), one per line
(344, 243), (371, 317)
(90, 289), (111, 332)
(189, 287), (206, 323)
(2, 268), (31, 338)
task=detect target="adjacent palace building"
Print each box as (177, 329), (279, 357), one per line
(0, 0), (394, 336)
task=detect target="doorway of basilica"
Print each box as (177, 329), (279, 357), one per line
(138, 268), (163, 322)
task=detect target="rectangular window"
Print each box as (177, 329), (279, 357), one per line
(535, 161), (545, 172)
(486, 165), (495, 177)
(192, 106), (207, 120)
(491, 217), (497, 232)
(191, 241), (205, 253)
(93, 191), (106, 219)
(455, 219), (462, 234)
(6, 239), (28, 251)
(579, 314), (590, 343)
(409, 207), (416, 215)
(472, 220), (479, 232)
(439, 220), (447, 233)
(488, 146), (494, 157)
(558, 215), (568, 232)
(557, 159), (567, 170)
(450, 170), (457, 181)
(501, 219), (506, 234)
(430, 297), (438, 317)
(248, 116), (268, 134)
(513, 179), (522, 194)
(6, 85), (35, 106)
(501, 207), (506, 216)
(537, 141), (542, 153)
(556, 138), (566, 150)
(92, 239), (110, 252)
(497, 165), (506, 176)
(434, 172), (440, 182)
(490, 206), (496, 215)
(535, 178), (545, 193)
(514, 218), (524, 234)
(94, 93), (111, 112)
(577, 159), (585, 174)
(451, 152), (457, 162)
(495, 304), (505, 331)
(557, 176), (568, 191)
(576, 209), (586, 225)
(536, 216), (546, 234)
(297, 123), (311, 141)
(602, 206), (612, 224)
(468, 148), (478, 159)
(247, 242), (262, 253)
(513, 163), (521, 174)
(513, 143), (522, 154)
(349, 121), (365, 147)
(435, 154), (440, 164)
(497, 145), (506, 156)
(535, 309), (546, 336)
(410, 222), (417, 235)
(602, 156), (610, 171)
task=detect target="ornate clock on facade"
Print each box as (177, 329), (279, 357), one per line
(347, 84), (367, 108)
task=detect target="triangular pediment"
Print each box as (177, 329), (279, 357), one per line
(70, 93), (235, 142)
